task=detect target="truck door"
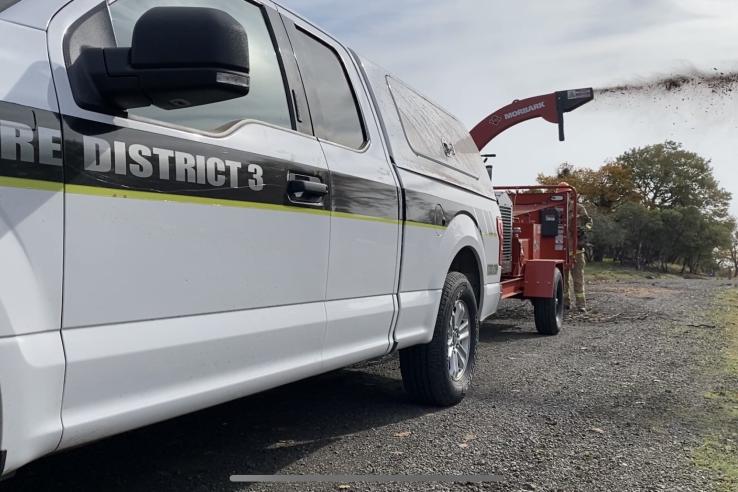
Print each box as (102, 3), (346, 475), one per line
(47, 0), (332, 447)
(280, 12), (402, 369)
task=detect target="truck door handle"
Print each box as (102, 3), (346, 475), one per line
(287, 179), (328, 197)
(286, 175), (329, 206)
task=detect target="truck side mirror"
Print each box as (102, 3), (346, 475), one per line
(486, 165), (494, 181)
(76, 7), (250, 111)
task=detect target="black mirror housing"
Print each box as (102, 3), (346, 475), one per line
(76, 7), (250, 112)
(131, 7), (249, 72)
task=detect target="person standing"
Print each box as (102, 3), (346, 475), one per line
(559, 182), (593, 313)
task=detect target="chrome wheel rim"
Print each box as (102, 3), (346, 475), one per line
(448, 299), (471, 381)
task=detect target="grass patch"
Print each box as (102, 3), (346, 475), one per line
(693, 288), (738, 491)
(586, 259), (680, 282)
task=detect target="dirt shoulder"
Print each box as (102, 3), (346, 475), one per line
(3, 274), (736, 492)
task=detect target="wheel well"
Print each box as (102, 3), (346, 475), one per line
(449, 247), (481, 307)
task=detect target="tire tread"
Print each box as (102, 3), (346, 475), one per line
(533, 269), (563, 336)
(400, 272), (478, 406)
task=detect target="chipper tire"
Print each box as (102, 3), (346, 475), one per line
(533, 268), (564, 336)
(400, 272), (479, 407)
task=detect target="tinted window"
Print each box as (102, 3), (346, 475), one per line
(108, 0), (292, 132)
(292, 28), (365, 149)
(388, 76), (480, 179)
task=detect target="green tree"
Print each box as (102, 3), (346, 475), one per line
(615, 141), (732, 218)
(674, 207), (734, 274)
(654, 208), (686, 272)
(537, 162), (637, 211)
(589, 208), (625, 262)
(613, 202), (663, 269)
(537, 143), (733, 274)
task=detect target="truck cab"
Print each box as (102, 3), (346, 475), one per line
(0, 0), (501, 476)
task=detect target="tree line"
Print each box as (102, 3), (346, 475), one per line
(538, 141), (738, 277)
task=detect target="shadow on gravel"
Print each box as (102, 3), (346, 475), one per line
(4, 369), (440, 492)
(479, 322), (541, 343)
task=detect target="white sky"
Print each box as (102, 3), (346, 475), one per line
(281, 0), (738, 216)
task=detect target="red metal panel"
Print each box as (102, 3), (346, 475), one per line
(471, 93), (560, 150)
(531, 224), (541, 259)
(497, 185), (578, 278)
(523, 260), (561, 299)
(518, 223), (542, 260)
(471, 88), (593, 150)
(501, 278), (525, 299)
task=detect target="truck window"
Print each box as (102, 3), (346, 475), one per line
(387, 76), (480, 179)
(107, 0), (292, 133)
(291, 28), (366, 150)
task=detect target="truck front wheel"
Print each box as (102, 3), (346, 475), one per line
(400, 272), (479, 406)
(532, 268), (564, 336)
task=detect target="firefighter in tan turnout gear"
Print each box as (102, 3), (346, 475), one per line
(560, 182), (593, 312)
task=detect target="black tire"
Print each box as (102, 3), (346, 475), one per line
(399, 272), (479, 406)
(533, 268), (564, 336)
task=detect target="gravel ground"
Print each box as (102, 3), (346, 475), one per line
(4, 276), (733, 492)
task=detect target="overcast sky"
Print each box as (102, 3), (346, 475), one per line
(281, 0), (738, 216)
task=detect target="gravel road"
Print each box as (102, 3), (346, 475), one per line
(4, 276), (733, 492)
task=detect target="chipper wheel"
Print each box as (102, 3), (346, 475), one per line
(532, 268), (564, 336)
(399, 272), (479, 406)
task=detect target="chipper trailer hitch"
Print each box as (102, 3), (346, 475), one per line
(471, 88), (593, 335)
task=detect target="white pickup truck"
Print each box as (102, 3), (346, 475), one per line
(0, 0), (505, 476)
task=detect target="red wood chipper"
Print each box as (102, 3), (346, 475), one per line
(472, 89), (594, 334)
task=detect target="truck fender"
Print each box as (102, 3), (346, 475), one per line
(438, 213), (486, 305)
(394, 213), (486, 350)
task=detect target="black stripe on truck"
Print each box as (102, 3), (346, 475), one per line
(330, 172), (400, 222)
(0, 100), (474, 229)
(404, 189), (470, 229)
(62, 116), (331, 213)
(0, 101), (63, 186)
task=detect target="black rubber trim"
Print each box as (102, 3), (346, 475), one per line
(282, 19), (368, 150)
(349, 48), (396, 163)
(0, 0), (20, 13)
(259, 4), (298, 132)
(0, 450), (6, 477)
(266, 7), (309, 135)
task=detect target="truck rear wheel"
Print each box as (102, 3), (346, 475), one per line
(400, 272), (479, 407)
(533, 268), (564, 336)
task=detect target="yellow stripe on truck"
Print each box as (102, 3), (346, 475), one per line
(65, 184), (446, 230)
(65, 184), (330, 218)
(0, 179), (447, 231)
(0, 176), (64, 192)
